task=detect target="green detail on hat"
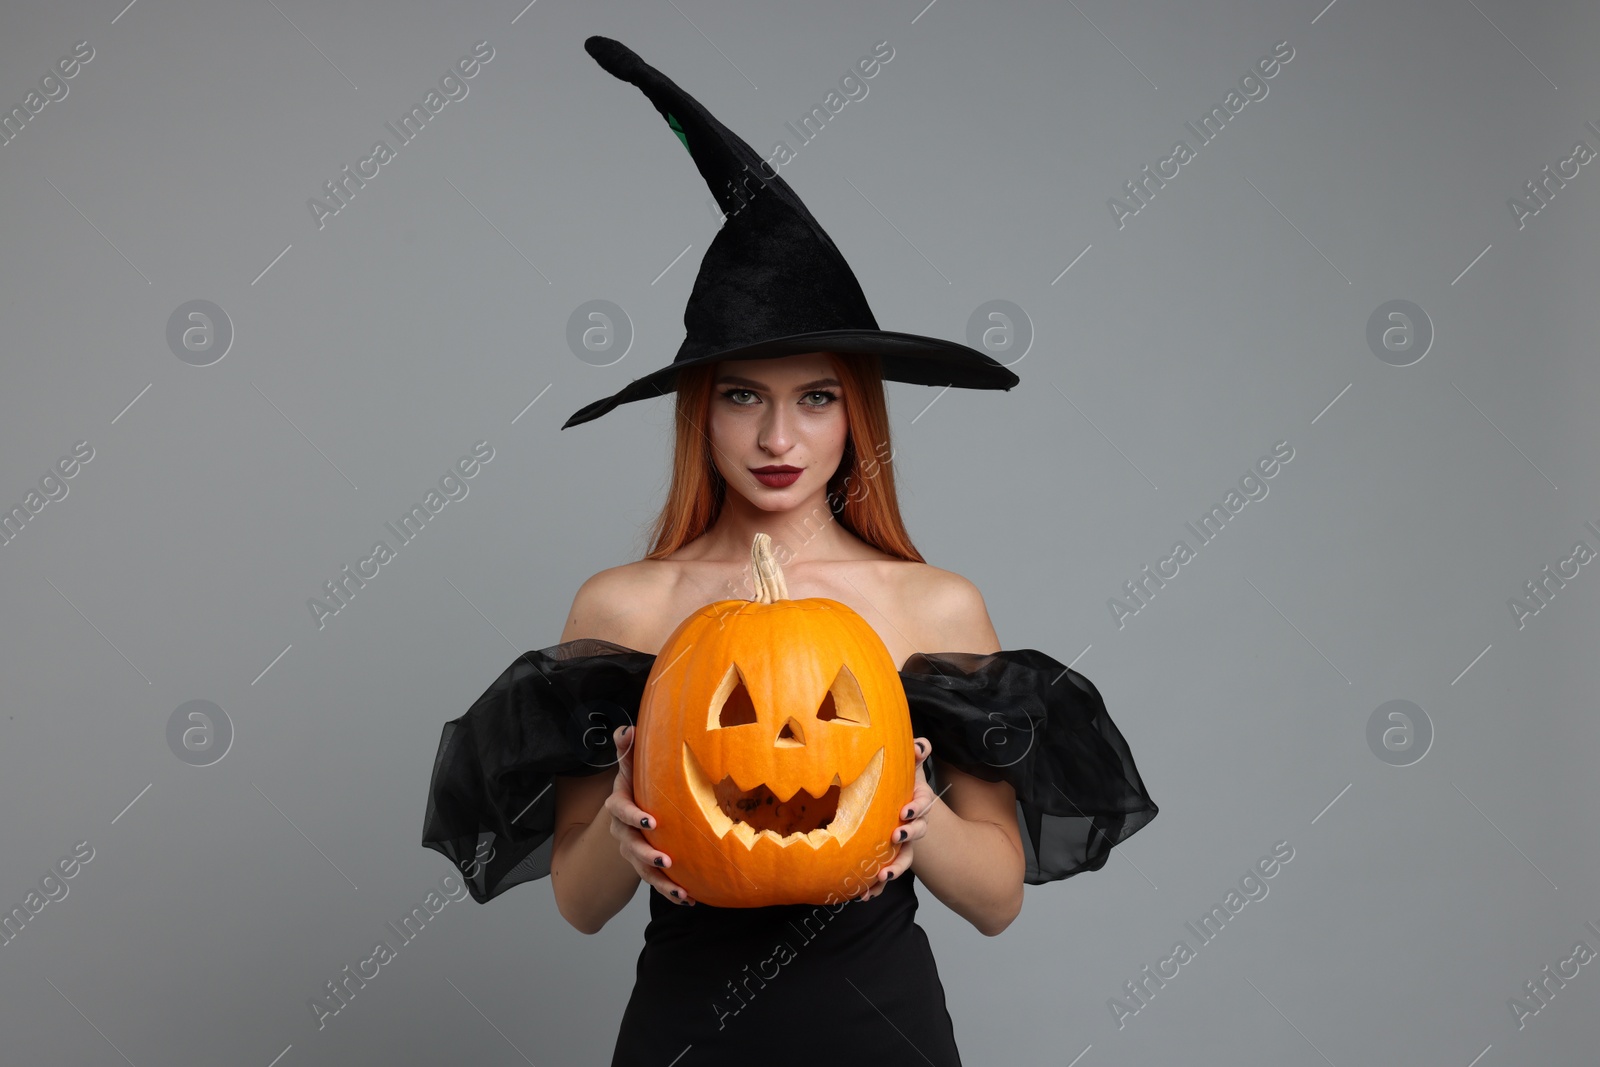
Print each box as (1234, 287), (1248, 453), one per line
(666, 112), (690, 153)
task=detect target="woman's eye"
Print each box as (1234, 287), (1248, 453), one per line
(721, 388), (836, 406)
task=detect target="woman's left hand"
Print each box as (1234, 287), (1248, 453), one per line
(856, 737), (934, 903)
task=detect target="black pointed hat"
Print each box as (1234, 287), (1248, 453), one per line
(561, 36), (1020, 430)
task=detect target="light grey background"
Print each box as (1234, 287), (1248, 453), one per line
(1, 0), (1596, 1064)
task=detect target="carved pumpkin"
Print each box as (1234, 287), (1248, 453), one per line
(635, 533), (916, 907)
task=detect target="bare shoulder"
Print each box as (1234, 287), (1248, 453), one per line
(888, 560), (986, 613)
(887, 562), (1001, 655)
(558, 560), (673, 647)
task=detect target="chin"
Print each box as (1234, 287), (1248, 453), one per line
(744, 482), (807, 507)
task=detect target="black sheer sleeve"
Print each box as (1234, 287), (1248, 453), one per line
(899, 649), (1158, 885)
(421, 639), (657, 904)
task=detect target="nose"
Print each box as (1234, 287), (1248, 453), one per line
(757, 403), (795, 455)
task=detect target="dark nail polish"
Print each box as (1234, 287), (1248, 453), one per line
(654, 856), (664, 867)
(898, 829), (907, 842)
(640, 816), (651, 828)
(886, 870), (895, 880)
(671, 889), (680, 898)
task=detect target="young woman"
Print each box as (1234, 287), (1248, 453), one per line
(551, 350), (1031, 1063)
(419, 34), (1157, 1066)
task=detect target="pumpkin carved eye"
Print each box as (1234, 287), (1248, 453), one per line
(817, 663), (870, 727)
(714, 664), (758, 728)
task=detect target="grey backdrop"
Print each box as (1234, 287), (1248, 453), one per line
(1, 0), (1596, 1064)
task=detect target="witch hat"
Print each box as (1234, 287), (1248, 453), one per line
(561, 36), (1020, 430)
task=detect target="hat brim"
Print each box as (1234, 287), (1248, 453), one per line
(560, 329), (1020, 429)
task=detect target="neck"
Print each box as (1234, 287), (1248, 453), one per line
(700, 481), (856, 564)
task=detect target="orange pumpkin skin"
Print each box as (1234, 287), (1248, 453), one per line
(635, 596), (916, 907)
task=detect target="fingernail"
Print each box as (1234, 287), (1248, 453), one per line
(671, 889), (680, 898)
(898, 829), (907, 842)
(653, 856), (664, 867)
(640, 816), (651, 828)
(886, 870), (895, 880)
(904, 808), (914, 820)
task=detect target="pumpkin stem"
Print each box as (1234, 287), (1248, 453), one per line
(750, 533), (789, 603)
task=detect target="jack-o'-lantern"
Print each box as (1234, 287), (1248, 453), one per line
(634, 533), (916, 907)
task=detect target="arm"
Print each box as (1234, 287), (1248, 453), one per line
(911, 762), (1025, 936)
(550, 773), (640, 935)
(903, 574), (1027, 936)
(547, 572), (651, 934)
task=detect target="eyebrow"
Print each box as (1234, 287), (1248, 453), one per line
(715, 375), (842, 391)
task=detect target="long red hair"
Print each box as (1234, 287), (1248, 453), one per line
(643, 352), (923, 563)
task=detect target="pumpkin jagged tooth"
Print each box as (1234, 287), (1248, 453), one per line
(800, 770), (846, 803)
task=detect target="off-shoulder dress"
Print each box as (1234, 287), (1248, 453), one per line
(422, 638), (1158, 1066)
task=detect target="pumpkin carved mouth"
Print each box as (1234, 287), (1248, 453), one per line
(683, 744), (884, 850)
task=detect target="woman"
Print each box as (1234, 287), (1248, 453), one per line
(419, 34), (1158, 1066)
(552, 350), (1030, 1064)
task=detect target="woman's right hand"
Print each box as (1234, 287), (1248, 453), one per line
(607, 725), (696, 906)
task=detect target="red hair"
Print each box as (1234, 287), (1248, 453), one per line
(643, 352), (923, 563)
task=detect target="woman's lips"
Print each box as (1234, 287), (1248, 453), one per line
(750, 467), (801, 488)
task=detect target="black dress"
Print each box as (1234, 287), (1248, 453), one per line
(421, 639), (1158, 1066)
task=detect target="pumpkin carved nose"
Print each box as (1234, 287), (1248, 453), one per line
(775, 717), (805, 747)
